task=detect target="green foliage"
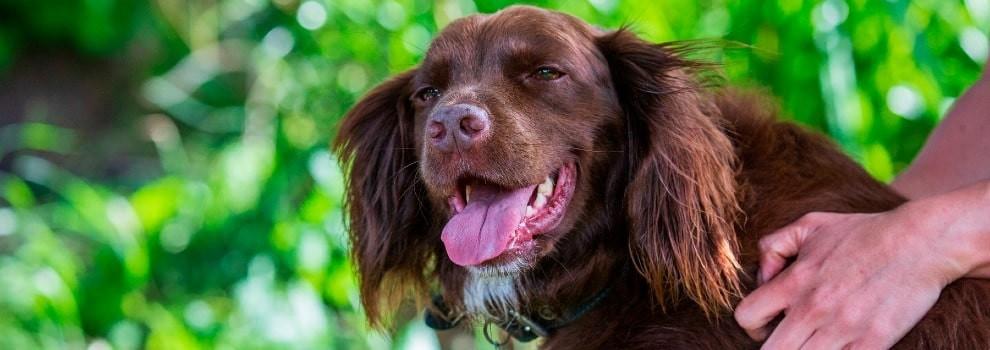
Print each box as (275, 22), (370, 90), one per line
(0, 0), (984, 349)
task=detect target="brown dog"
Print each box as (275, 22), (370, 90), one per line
(334, 6), (990, 349)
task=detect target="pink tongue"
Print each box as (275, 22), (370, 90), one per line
(442, 183), (537, 266)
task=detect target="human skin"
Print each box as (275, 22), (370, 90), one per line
(734, 58), (990, 349)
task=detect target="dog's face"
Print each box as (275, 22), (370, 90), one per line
(410, 8), (620, 271)
(336, 5), (743, 325)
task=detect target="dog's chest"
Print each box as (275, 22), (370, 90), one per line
(463, 272), (520, 318)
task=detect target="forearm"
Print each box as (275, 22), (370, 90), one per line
(901, 179), (990, 280)
(892, 74), (990, 199)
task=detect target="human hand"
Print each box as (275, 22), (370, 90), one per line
(733, 208), (973, 349)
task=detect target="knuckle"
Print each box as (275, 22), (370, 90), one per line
(732, 307), (751, 328)
(733, 301), (758, 328)
(804, 301), (829, 320)
(758, 236), (776, 252)
(802, 291), (836, 321)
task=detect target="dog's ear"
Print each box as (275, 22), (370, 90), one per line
(597, 29), (742, 317)
(333, 69), (434, 327)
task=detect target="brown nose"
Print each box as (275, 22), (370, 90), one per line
(427, 104), (491, 152)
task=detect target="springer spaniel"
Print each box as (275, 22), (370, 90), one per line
(334, 6), (990, 349)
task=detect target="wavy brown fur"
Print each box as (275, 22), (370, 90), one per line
(334, 6), (990, 348)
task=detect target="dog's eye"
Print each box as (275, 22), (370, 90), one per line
(415, 86), (442, 102)
(532, 66), (565, 81)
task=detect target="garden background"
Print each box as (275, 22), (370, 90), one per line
(0, 0), (985, 349)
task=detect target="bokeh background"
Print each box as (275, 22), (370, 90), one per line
(0, 0), (985, 349)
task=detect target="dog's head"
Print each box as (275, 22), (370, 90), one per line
(335, 6), (742, 325)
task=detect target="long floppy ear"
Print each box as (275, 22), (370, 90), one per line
(333, 69), (434, 327)
(597, 29), (742, 317)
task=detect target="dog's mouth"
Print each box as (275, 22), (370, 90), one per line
(441, 162), (577, 267)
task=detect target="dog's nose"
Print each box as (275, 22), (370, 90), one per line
(427, 104), (491, 152)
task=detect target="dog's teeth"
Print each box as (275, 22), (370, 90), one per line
(525, 205), (535, 217)
(533, 193), (548, 209)
(465, 185), (472, 203)
(538, 176), (554, 196)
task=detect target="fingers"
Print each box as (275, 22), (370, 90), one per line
(758, 214), (819, 284)
(739, 213), (825, 342)
(760, 311), (818, 350)
(734, 274), (794, 341)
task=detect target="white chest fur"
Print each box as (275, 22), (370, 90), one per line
(463, 271), (520, 319)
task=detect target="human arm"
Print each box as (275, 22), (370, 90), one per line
(892, 72), (990, 199)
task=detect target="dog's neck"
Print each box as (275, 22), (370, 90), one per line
(429, 249), (625, 345)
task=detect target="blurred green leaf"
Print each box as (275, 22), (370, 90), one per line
(0, 1), (984, 349)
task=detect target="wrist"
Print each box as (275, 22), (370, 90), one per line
(963, 182), (990, 279)
(891, 200), (967, 286)
(893, 183), (990, 284)
(920, 181), (990, 280)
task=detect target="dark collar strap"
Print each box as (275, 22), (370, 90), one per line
(424, 271), (619, 344)
(494, 283), (613, 342)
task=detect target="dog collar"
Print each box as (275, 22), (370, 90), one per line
(424, 269), (621, 346)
